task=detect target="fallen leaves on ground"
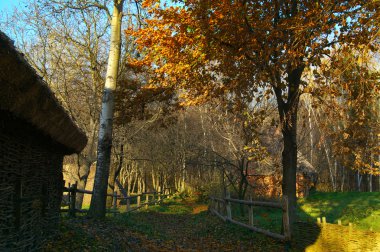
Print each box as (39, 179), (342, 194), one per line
(43, 198), (286, 251)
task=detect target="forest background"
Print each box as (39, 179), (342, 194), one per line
(0, 0), (379, 229)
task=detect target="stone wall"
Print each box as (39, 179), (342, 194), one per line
(0, 110), (65, 251)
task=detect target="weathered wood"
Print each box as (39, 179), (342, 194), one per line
(145, 194), (149, 210)
(210, 209), (227, 222)
(248, 195), (254, 226)
(210, 194), (290, 241)
(209, 196), (225, 203)
(76, 188), (93, 195)
(338, 220), (342, 225)
(227, 198), (282, 209)
(112, 192), (117, 217)
(69, 183), (77, 217)
(137, 195), (141, 207)
(322, 217), (326, 224)
(226, 191), (232, 221)
(126, 191), (130, 211)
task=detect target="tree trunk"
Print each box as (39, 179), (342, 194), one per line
(75, 165), (90, 208)
(75, 154), (93, 209)
(357, 171), (362, 192)
(274, 66), (303, 234)
(88, 1), (123, 218)
(281, 119), (298, 228)
(106, 144), (124, 207)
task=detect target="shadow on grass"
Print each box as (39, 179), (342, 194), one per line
(54, 193), (380, 251)
(298, 192), (380, 231)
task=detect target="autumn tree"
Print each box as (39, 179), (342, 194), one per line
(128, 0), (379, 230)
(314, 47), (380, 191)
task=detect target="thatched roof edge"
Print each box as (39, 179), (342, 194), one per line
(0, 31), (87, 153)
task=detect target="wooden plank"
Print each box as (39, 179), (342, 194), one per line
(228, 218), (286, 241)
(209, 197), (225, 203)
(226, 198), (282, 209)
(226, 191), (232, 220)
(248, 195), (254, 226)
(210, 209), (226, 222)
(118, 194), (143, 200)
(76, 188), (93, 195)
(69, 183), (77, 217)
(112, 192), (117, 217)
(145, 194), (149, 210)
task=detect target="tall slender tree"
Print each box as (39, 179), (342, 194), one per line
(89, 0), (125, 218)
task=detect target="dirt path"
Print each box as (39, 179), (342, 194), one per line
(44, 199), (286, 251)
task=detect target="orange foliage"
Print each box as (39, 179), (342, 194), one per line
(128, 0), (378, 106)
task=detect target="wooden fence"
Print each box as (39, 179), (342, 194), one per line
(209, 191), (290, 241)
(61, 182), (172, 217)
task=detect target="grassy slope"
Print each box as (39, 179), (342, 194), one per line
(298, 192), (380, 231)
(44, 192), (380, 251)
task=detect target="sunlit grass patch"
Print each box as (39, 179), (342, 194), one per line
(298, 192), (380, 231)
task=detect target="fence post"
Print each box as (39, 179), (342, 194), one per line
(69, 182), (77, 217)
(137, 194), (141, 207)
(282, 195), (291, 241)
(145, 194), (149, 209)
(153, 191), (157, 205)
(113, 192), (117, 216)
(249, 195), (254, 226)
(126, 191), (130, 212)
(226, 190), (232, 221)
(158, 191), (161, 202)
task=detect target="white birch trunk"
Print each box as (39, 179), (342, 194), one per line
(88, 1), (123, 218)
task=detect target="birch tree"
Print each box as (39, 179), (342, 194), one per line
(88, 0), (124, 218)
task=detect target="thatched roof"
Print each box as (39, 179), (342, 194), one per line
(0, 31), (87, 154)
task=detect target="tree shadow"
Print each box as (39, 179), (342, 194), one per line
(293, 192), (380, 251)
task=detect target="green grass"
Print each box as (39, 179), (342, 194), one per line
(226, 192), (380, 232)
(48, 192), (380, 251)
(298, 191), (380, 231)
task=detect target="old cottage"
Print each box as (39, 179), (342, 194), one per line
(0, 31), (87, 250)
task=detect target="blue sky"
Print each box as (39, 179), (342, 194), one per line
(0, 0), (22, 12)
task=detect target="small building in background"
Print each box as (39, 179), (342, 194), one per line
(0, 31), (87, 250)
(248, 152), (318, 198)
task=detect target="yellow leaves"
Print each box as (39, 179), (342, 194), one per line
(343, 132), (350, 139)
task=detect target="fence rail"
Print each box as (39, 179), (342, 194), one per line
(209, 191), (290, 241)
(61, 182), (172, 217)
